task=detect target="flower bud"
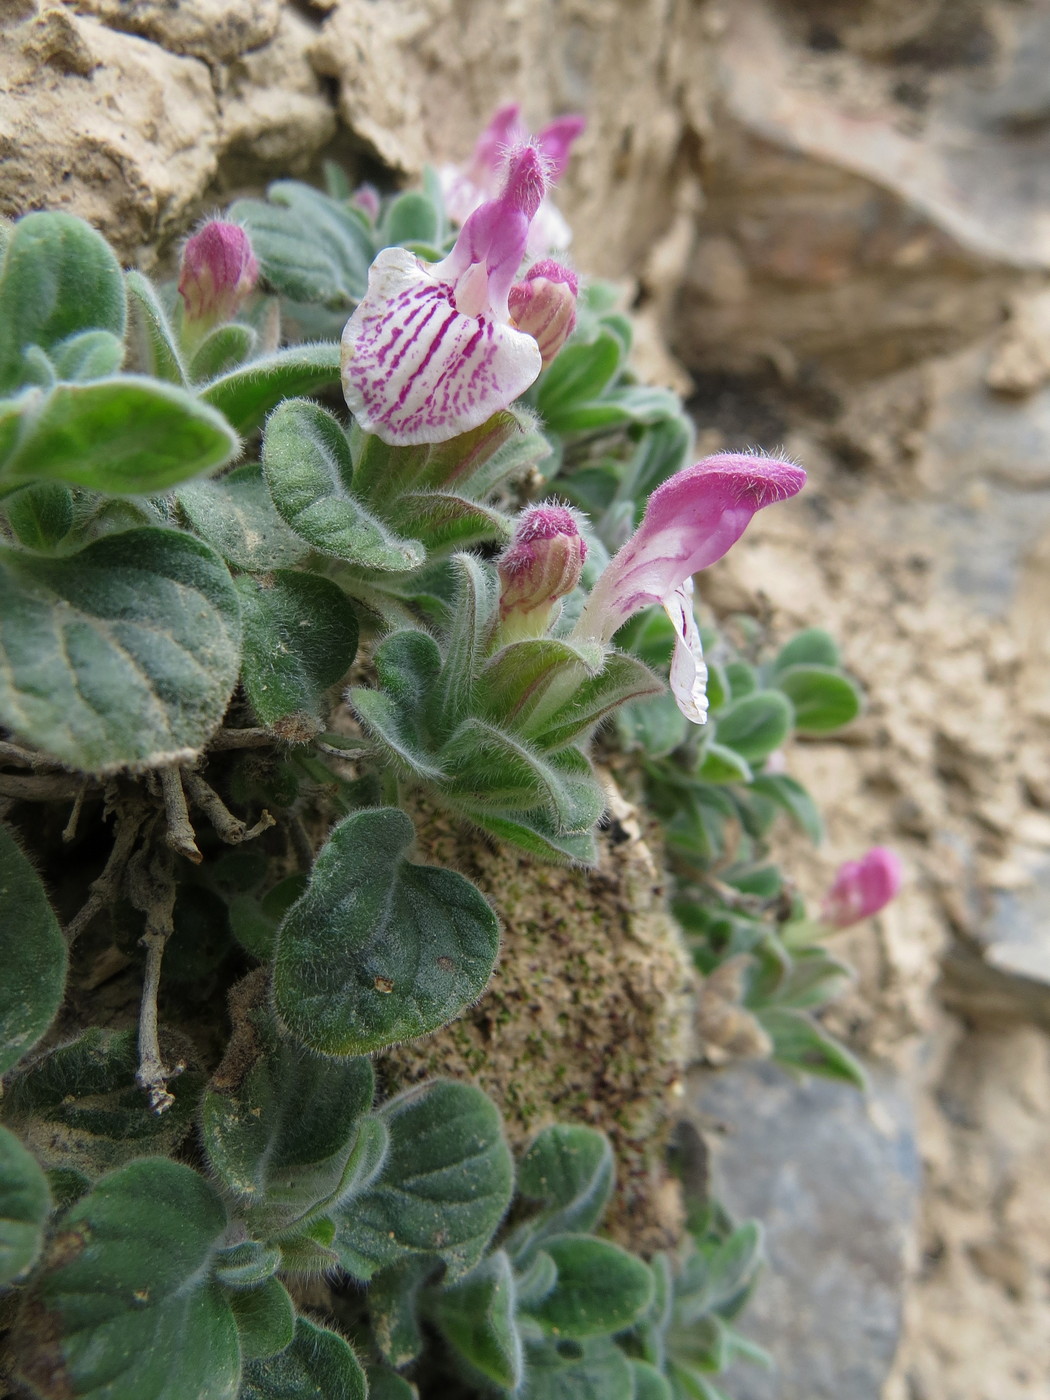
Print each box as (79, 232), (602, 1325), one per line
(821, 847), (902, 928)
(351, 183), (381, 221)
(497, 504), (587, 641)
(178, 221), (258, 331)
(508, 260), (578, 367)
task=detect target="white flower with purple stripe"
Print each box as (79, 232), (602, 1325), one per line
(341, 145), (546, 447)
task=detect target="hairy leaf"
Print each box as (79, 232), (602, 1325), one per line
(0, 528), (241, 771)
(178, 464), (308, 572)
(241, 1317), (367, 1400)
(523, 1235), (653, 1339)
(0, 1125), (50, 1285)
(520, 1337), (634, 1400)
(201, 344), (341, 436)
(274, 808), (500, 1056)
(0, 824), (66, 1075)
(434, 1249), (523, 1390)
(228, 1277), (296, 1361)
(774, 665), (862, 734)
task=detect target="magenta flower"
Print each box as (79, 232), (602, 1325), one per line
(341, 145), (547, 446)
(573, 454), (807, 723)
(178, 221), (258, 332)
(497, 503), (587, 642)
(439, 103), (586, 255)
(821, 848), (903, 928)
(509, 260), (578, 367)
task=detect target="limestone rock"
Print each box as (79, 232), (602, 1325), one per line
(68, 0), (282, 64)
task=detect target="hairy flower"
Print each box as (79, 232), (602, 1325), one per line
(498, 504), (587, 641)
(341, 145), (547, 446)
(573, 453), (807, 722)
(821, 848), (902, 927)
(509, 260), (578, 367)
(440, 103), (586, 255)
(178, 221), (258, 330)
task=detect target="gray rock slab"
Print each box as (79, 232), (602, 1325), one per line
(690, 1060), (920, 1400)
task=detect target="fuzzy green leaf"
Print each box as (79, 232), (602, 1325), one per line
(190, 324), (257, 384)
(0, 528), (241, 772)
(536, 330), (624, 432)
(0, 212), (126, 394)
(772, 627), (841, 673)
(433, 553), (498, 738)
(50, 330), (124, 382)
(631, 1360), (674, 1400)
(125, 270), (186, 384)
(228, 1277), (296, 1361)
(236, 571), (358, 735)
(379, 192), (440, 248)
(467, 805), (600, 866)
(0, 1125), (50, 1285)
(435, 1249), (522, 1389)
(0, 824), (67, 1075)
(1, 377), (239, 493)
(5, 480), (74, 550)
(214, 1241), (282, 1291)
(615, 690), (688, 759)
(334, 1079), (513, 1282)
(240, 1317), (367, 1400)
(756, 1008), (867, 1088)
(14, 1159), (239, 1400)
(524, 652), (664, 751)
(387, 490), (511, 553)
(712, 691), (793, 764)
(748, 773), (824, 844)
(2, 1027), (202, 1178)
(365, 1366), (418, 1400)
(273, 808), (500, 1056)
(231, 182), (374, 307)
(696, 742), (753, 785)
(201, 344), (341, 436)
(513, 1126), (614, 1257)
(201, 1006), (376, 1235)
(349, 686), (447, 783)
(520, 1337), (635, 1400)
(367, 1258), (430, 1367)
(675, 1223), (764, 1323)
(178, 464), (309, 572)
(774, 665), (862, 734)
(412, 408), (552, 500)
(263, 400), (423, 570)
(523, 1235), (653, 1339)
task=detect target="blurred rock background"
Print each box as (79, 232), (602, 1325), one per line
(3, 1), (1048, 1395)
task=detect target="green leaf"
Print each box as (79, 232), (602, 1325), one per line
(240, 1316), (367, 1400)
(3, 1027), (202, 1178)
(467, 805), (600, 866)
(0, 528), (241, 772)
(523, 1235), (653, 1339)
(387, 490), (511, 553)
(14, 1159), (239, 1400)
(756, 1008), (867, 1087)
(434, 1249), (522, 1389)
(712, 691), (793, 764)
(772, 627), (840, 673)
(379, 191), (440, 247)
(189, 323), (257, 384)
(724, 661), (757, 700)
(365, 1366), (418, 1400)
(228, 1277), (295, 1361)
(676, 1223), (763, 1321)
(433, 553), (498, 738)
(696, 742), (753, 785)
(479, 638), (605, 733)
(537, 330), (624, 433)
(263, 399), (423, 570)
(525, 652), (664, 751)
(236, 571), (358, 736)
(767, 948), (852, 1011)
(520, 1337), (635, 1400)
(273, 808), (500, 1055)
(749, 773), (823, 844)
(51, 329), (125, 382)
(0, 212), (126, 394)
(631, 1360), (674, 1400)
(514, 1125), (614, 1250)
(125, 270), (186, 384)
(201, 1003), (377, 1236)
(2, 377), (239, 493)
(5, 480), (74, 550)
(0, 824), (67, 1075)
(231, 181), (375, 306)
(213, 1241), (282, 1291)
(367, 1257), (430, 1366)
(0, 1125), (50, 1285)
(412, 408), (551, 501)
(775, 665), (862, 734)
(201, 344), (341, 436)
(334, 1079), (513, 1282)
(178, 464), (309, 572)
(615, 690), (688, 759)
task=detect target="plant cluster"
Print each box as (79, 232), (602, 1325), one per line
(0, 108), (897, 1400)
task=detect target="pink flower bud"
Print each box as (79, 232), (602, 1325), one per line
(351, 184), (381, 221)
(178, 221), (258, 329)
(498, 504), (587, 641)
(509, 260), (578, 366)
(821, 847), (902, 928)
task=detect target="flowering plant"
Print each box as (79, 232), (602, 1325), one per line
(0, 108), (894, 1400)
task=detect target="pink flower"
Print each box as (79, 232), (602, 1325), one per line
(509, 260), (578, 367)
(821, 848), (903, 927)
(341, 146), (547, 446)
(498, 503), (587, 642)
(573, 454), (807, 723)
(439, 103), (586, 256)
(178, 221), (258, 330)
